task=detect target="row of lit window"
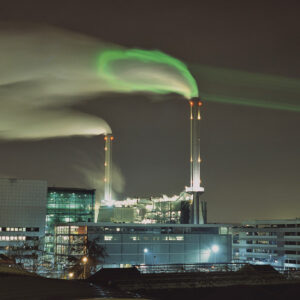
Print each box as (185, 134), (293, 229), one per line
(104, 235), (184, 241)
(245, 231), (300, 236)
(48, 192), (92, 197)
(246, 240), (277, 245)
(0, 236), (26, 241)
(246, 248), (277, 254)
(0, 227), (26, 232)
(245, 232), (277, 236)
(89, 227), (218, 234)
(55, 226), (87, 235)
(0, 227), (39, 232)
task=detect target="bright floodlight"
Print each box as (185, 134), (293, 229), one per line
(144, 248), (148, 253)
(212, 245), (219, 253)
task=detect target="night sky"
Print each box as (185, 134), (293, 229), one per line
(0, 1), (299, 223)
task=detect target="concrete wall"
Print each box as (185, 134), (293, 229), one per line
(0, 178), (47, 233)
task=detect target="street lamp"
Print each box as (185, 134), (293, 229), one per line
(144, 248), (148, 265)
(211, 245), (219, 264)
(82, 256), (88, 279)
(68, 272), (74, 279)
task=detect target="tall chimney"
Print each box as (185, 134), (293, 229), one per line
(104, 134), (114, 205)
(186, 98), (206, 224)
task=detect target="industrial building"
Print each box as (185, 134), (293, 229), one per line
(0, 178), (47, 269)
(0, 97), (224, 276)
(99, 98), (207, 225)
(232, 219), (300, 270)
(98, 193), (192, 224)
(0, 180), (95, 271)
(54, 223), (232, 270)
(45, 187), (95, 256)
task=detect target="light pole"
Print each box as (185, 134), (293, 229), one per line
(82, 256), (88, 279)
(211, 245), (219, 264)
(144, 248), (148, 265)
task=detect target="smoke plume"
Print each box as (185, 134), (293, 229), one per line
(0, 24), (115, 139)
(0, 23), (196, 140)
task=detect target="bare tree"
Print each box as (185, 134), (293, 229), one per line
(67, 237), (107, 279)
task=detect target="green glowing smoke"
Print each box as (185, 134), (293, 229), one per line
(97, 49), (198, 99)
(191, 65), (300, 112)
(201, 93), (300, 112)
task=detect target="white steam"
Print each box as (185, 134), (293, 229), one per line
(0, 23), (113, 140)
(0, 23), (193, 140)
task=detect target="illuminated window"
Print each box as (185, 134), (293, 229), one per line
(45, 188), (95, 254)
(220, 227), (228, 235)
(104, 235), (113, 241)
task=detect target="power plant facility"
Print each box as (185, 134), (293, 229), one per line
(98, 98), (207, 225)
(0, 95), (231, 278)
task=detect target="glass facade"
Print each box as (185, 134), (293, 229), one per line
(45, 188), (95, 254)
(54, 223), (232, 271)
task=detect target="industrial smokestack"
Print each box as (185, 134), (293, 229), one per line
(186, 98), (206, 224)
(104, 134), (114, 206)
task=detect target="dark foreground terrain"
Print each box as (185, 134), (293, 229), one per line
(89, 265), (300, 300)
(142, 284), (300, 300)
(0, 265), (97, 300)
(2, 264), (300, 300)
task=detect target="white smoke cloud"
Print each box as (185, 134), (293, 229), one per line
(0, 23), (194, 140)
(0, 23), (193, 198)
(0, 23), (114, 140)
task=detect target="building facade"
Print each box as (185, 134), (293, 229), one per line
(45, 187), (95, 254)
(55, 223), (232, 271)
(0, 178), (47, 269)
(233, 219), (300, 270)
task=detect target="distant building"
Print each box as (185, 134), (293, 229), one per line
(0, 178), (47, 269)
(54, 222), (232, 272)
(232, 219), (300, 270)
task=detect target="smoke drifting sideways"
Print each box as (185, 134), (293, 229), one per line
(191, 65), (300, 113)
(0, 24), (197, 140)
(0, 24), (114, 139)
